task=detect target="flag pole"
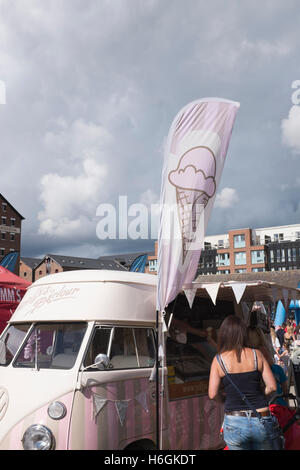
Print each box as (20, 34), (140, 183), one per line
(155, 309), (160, 450)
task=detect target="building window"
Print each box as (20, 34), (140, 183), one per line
(274, 233), (284, 242)
(149, 259), (157, 272)
(219, 269), (230, 274)
(2, 203), (7, 212)
(218, 240), (224, 248)
(251, 250), (265, 264)
(0, 248), (4, 256)
(269, 250), (274, 263)
(235, 268), (247, 273)
(10, 233), (15, 241)
(1, 232), (5, 240)
(233, 234), (246, 248)
(234, 252), (246, 265)
(1, 216), (6, 225)
(252, 267), (265, 272)
(10, 218), (15, 226)
(217, 253), (230, 267)
(24, 272), (27, 277)
(276, 249), (281, 262)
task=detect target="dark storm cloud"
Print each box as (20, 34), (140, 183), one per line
(0, 0), (300, 258)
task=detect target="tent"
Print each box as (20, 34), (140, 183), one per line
(0, 266), (31, 333)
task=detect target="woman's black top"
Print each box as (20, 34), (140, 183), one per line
(219, 350), (268, 412)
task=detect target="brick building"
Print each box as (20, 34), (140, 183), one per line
(19, 251), (154, 282)
(146, 223), (300, 276)
(32, 254), (128, 281)
(0, 194), (24, 274)
(215, 228), (266, 274)
(147, 242), (158, 274)
(19, 257), (42, 282)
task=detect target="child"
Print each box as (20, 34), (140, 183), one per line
(279, 342), (290, 375)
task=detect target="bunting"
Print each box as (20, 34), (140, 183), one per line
(92, 390), (150, 425)
(231, 283), (246, 304)
(204, 283), (221, 305)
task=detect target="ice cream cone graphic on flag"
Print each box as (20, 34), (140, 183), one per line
(168, 144), (217, 263)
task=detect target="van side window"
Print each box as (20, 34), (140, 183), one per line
(84, 327), (155, 370)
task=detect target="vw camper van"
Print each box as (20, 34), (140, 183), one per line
(0, 270), (226, 450)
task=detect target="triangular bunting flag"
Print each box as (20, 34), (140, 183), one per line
(231, 283), (247, 304)
(183, 287), (197, 309)
(135, 391), (149, 413)
(92, 394), (107, 419)
(115, 400), (130, 427)
(205, 283), (221, 305)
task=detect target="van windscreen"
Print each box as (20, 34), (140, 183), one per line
(0, 324), (31, 367)
(13, 322), (87, 370)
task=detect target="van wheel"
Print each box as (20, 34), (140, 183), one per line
(125, 439), (156, 450)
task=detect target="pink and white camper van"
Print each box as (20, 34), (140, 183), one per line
(0, 270), (226, 450)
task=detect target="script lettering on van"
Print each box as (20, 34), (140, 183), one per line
(17, 285), (80, 316)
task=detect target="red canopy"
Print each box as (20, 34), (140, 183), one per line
(0, 266), (31, 333)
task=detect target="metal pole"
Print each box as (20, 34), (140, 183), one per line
(155, 309), (160, 449)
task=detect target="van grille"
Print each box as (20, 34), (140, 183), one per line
(0, 388), (9, 421)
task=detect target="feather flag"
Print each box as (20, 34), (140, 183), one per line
(157, 98), (240, 312)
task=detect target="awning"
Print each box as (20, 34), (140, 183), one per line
(0, 266), (31, 333)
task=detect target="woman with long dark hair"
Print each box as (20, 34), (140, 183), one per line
(208, 315), (279, 450)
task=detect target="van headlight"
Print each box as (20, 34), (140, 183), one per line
(22, 424), (55, 450)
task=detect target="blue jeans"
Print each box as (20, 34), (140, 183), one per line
(223, 414), (282, 450)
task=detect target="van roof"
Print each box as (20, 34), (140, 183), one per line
(11, 270), (157, 325)
(31, 269), (158, 288)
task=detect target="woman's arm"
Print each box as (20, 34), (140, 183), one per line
(257, 350), (277, 395)
(208, 356), (222, 400)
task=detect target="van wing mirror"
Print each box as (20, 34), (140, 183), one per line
(94, 353), (110, 370)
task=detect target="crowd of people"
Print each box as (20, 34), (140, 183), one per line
(208, 313), (299, 451)
(270, 319), (300, 375)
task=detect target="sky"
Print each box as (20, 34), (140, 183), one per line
(1, 0), (300, 259)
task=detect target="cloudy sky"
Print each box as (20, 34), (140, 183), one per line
(1, 0), (300, 259)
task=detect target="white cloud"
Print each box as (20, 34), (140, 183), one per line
(38, 158), (107, 238)
(241, 39), (291, 58)
(215, 187), (239, 209)
(43, 118), (113, 164)
(281, 105), (300, 154)
(37, 115), (113, 240)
